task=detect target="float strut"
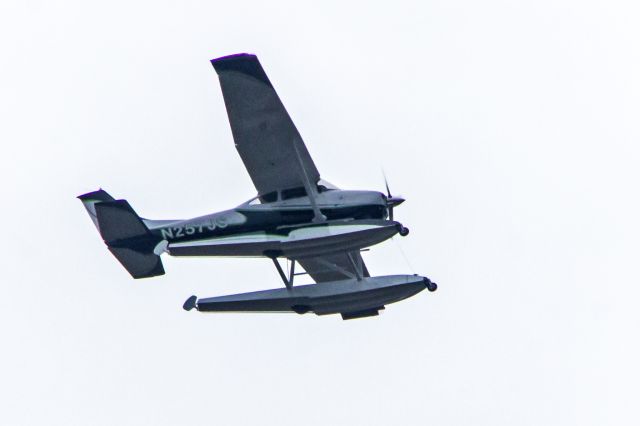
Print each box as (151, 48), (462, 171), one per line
(289, 260), (296, 287)
(272, 258), (292, 290)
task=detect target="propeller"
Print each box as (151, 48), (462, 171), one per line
(382, 171), (405, 221)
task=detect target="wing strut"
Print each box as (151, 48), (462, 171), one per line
(292, 137), (326, 223)
(347, 252), (364, 281)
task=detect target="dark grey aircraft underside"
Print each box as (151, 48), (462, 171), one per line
(79, 53), (437, 320)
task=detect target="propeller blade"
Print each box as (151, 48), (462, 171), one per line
(382, 170), (404, 220)
(382, 169), (392, 198)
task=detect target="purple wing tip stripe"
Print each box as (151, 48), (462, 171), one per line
(210, 53), (254, 63)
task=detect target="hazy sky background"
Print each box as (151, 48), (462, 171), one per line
(1, 0), (639, 425)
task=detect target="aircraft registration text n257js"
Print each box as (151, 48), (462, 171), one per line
(78, 53), (437, 320)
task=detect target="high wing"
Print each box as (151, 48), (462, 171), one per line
(297, 251), (370, 283)
(211, 54), (320, 197)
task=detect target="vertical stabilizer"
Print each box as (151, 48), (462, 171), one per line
(77, 190), (165, 279)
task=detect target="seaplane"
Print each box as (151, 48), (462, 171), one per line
(78, 53), (437, 320)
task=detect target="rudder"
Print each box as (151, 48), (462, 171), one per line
(94, 200), (149, 243)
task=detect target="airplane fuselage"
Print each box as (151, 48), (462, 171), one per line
(146, 189), (389, 244)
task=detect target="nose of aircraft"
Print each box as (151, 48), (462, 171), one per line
(386, 195), (405, 208)
(382, 193), (405, 221)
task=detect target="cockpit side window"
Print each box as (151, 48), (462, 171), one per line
(259, 191), (278, 203)
(281, 186), (307, 200)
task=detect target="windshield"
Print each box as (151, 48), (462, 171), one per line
(318, 179), (339, 190)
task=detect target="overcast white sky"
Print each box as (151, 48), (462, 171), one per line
(1, 0), (639, 425)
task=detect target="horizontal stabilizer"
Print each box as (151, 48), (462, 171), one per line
(78, 189), (115, 203)
(77, 189), (116, 231)
(108, 247), (165, 279)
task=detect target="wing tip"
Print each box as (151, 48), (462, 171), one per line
(210, 52), (255, 63)
(210, 53), (271, 86)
